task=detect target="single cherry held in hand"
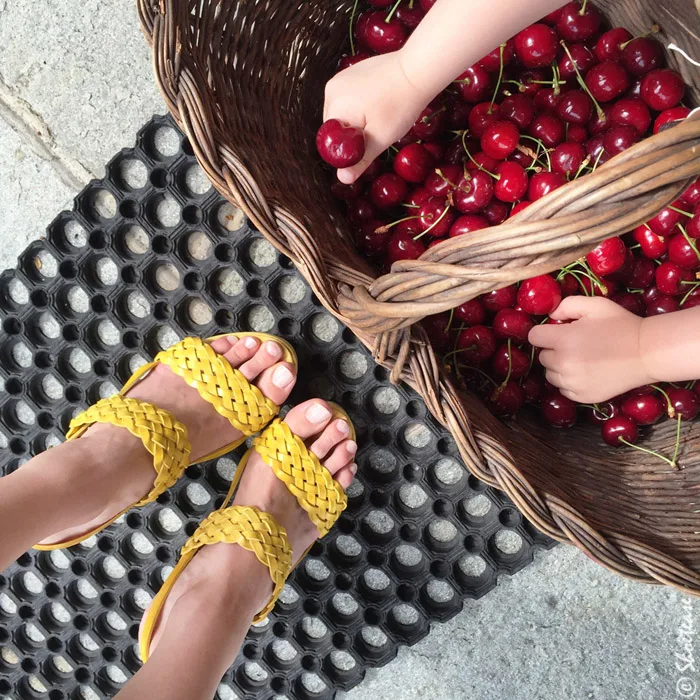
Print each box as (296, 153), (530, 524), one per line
(316, 119), (366, 168)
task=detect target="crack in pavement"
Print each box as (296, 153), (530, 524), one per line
(0, 72), (95, 191)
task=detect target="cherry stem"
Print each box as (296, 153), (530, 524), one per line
(560, 40), (606, 121)
(579, 258), (607, 293)
(679, 224), (700, 261)
(445, 306), (455, 333)
(669, 205), (693, 217)
(489, 43), (506, 112)
(435, 168), (456, 187)
(620, 25), (660, 50)
(385, 0), (403, 23)
(681, 281), (700, 306)
(413, 204), (452, 239)
(447, 360), (498, 388)
(461, 131), (499, 178)
(589, 147), (605, 173)
(591, 403), (612, 420)
(557, 268), (592, 296)
(520, 135), (551, 170)
(500, 338), (514, 387)
(552, 64), (563, 97)
(671, 413), (682, 469)
(527, 344), (536, 376)
(579, 0), (589, 15)
(651, 384), (676, 418)
(619, 438), (678, 469)
(375, 214), (420, 234)
(573, 155), (592, 180)
(349, 0), (360, 55)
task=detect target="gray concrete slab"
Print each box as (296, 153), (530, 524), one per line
(0, 2), (697, 699)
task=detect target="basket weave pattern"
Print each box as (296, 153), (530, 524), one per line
(139, 0), (700, 592)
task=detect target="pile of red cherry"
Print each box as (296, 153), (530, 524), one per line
(316, 0), (700, 460)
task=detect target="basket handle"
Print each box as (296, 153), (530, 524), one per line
(338, 115), (700, 335)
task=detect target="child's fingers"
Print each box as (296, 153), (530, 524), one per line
(545, 369), (565, 389)
(336, 131), (385, 184)
(549, 295), (613, 321)
(537, 349), (558, 370)
(528, 324), (563, 349)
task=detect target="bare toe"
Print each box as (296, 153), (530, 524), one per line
(255, 361), (297, 407)
(238, 341), (285, 382)
(322, 439), (358, 474)
(335, 463), (358, 490)
(282, 399), (333, 439)
(309, 419), (354, 462)
(210, 335), (260, 367)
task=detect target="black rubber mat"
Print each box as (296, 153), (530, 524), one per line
(0, 114), (553, 700)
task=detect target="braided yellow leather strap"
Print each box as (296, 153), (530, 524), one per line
(152, 337), (278, 437)
(253, 419), (348, 537)
(67, 395), (191, 507)
(182, 506), (292, 622)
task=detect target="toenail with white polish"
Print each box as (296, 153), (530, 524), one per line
(306, 403), (332, 424)
(346, 441), (357, 455)
(350, 463), (358, 475)
(243, 337), (257, 349)
(272, 365), (294, 389)
(336, 420), (349, 435)
(265, 341), (282, 357)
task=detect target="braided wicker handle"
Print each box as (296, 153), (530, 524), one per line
(338, 116), (700, 334)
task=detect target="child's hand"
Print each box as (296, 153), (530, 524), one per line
(323, 52), (431, 184)
(528, 297), (654, 404)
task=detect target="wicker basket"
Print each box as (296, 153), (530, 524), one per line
(138, 0), (700, 593)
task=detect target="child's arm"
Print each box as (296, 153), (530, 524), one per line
(324, 0), (568, 183)
(528, 297), (700, 404)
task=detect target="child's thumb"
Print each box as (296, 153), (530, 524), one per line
(549, 295), (611, 321)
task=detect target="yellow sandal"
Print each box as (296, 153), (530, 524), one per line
(139, 404), (354, 662)
(35, 333), (297, 551)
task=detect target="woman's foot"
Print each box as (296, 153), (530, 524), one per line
(41, 335), (298, 546)
(142, 398), (358, 655)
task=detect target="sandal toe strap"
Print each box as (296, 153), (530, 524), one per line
(67, 395), (191, 506)
(253, 419), (348, 538)
(182, 505), (292, 622)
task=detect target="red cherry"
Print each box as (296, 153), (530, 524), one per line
(560, 273), (581, 297)
(393, 143), (435, 183)
(632, 225), (667, 259)
(418, 0), (437, 9)
(419, 197), (455, 237)
(468, 102), (501, 137)
(601, 415), (638, 446)
(386, 231), (426, 264)
(347, 196), (377, 224)
(424, 165), (461, 198)
(370, 173), (408, 209)
(449, 214), (489, 237)
(611, 291), (645, 316)
(646, 294), (680, 315)
(457, 325), (497, 363)
(688, 290), (700, 309)
(586, 400), (620, 426)
(360, 159), (384, 181)
(479, 39), (515, 72)
(558, 43), (595, 80)
(543, 7), (564, 24)
(466, 151), (499, 174)
(363, 11), (407, 53)
(558, 2), (602, 41)
(528, 171), (567, 201)
(588, 104), (614, 136)
(482, 285), (518, 312)
(454, 171), (494, 214)
(357, 221), (391, 257)
(655, 261), (694, 295)
(654, 106), (692, 134)
(681, 178), (700, 207)
(542, 392), (577, 428)
(493, 308), (534, 343)
(667, 387), (700, 420)
(499, 94), (535, 129)
(394, 4), (425, 28)
(447, 101), (473, 130)
(528, 113), (565, 148)
(412, 104), (447, 140)
(609, 97), (651, 135)
(427, 238), (447, 250)
(421, 313), (450, 353)
(483, 200), (509, 225)
(517, 275), (562, 315)
(640, 69), (685, 111)
(585, 135), (610, 164)
(394, 216), (422, 235)
(586, 237), (627, 276)
(595, 28), (632, 62)
(668, 234), (700, 270)
(330, 179), (362, 201)
(423, 143), (444, 165)
(585, 61), (630, 102)
(518, 69), (549, 96)
(406, 187), (432, 209)
(647, 207), (682, 236)
(603, 124), (639, 156)
(489, 381), (525, 416)
(567, 124), (588, 143)
(510, 201), (532, 217)
(642, 285), (663, 306)
(686, 210), (700, 239)
(457, 65), (492, 103)
(551, 142), (586, 177)
(622, 37), (665, 76)
(492, 343), (530, 379)
(338, 52), (371, 71)
(480, 120), (520, 160)
(514, 24), (559, 68)
(494, 161), (528, 203)
(454, 298), (487, 325)
(521, 373), (544, 403)
(367, 0), (394, 7)
(533, 87), (560, 113)
(316, 119), (365, 168)
(556, 90), (593, 125)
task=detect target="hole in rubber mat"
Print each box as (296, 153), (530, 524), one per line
(0, 115), (551, 699)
